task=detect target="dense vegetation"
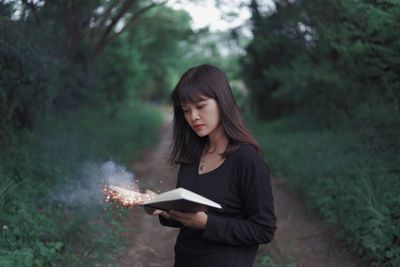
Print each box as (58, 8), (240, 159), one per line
(243, 1), (400, 266)
(2, 0), (399, 266)
(0, 0), (247, 264)
(0, 0), (244, 265)
(0, 0), (187, 263)
(0, 103), (162, 266)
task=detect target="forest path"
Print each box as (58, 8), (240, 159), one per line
(254, 177), (369, 267)
(118, 110), (368, 267)
(118, 110), (178, 267)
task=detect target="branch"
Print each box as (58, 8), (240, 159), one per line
(90, 0), (167, 63)
(21, 0), (37, 13)
(117, 0), (167, 35)
(96, 0), (121, 34)
(90, 0), (137, 62)
(20, 0), (44, 25)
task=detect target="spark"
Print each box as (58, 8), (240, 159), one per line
(102, 185), (157, 208)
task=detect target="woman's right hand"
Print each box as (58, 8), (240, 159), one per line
(143, 206), (163, 215)
(142, 189), (170, 218)
(143, 206), (171, 219)
(142, 189), (160, 215)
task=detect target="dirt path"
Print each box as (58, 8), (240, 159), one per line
(254, 177), (370, 267)
(118, 112), (178, 267)
(118, 111), (368, 267)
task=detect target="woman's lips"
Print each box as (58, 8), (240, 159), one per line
(193, 124), (205, 130)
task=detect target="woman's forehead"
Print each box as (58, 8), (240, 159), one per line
(180, 95), (209, 106)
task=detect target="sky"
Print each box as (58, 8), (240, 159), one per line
(166, 0), (275, 32)
(8, 0), (275, 33)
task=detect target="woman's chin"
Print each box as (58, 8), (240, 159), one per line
(195, 130), (208, 137)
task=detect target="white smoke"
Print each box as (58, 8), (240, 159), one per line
(50, 160), (139, 207)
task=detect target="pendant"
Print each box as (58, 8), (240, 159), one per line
(200, 157), (205, 171)
(199, 164), (204, 171)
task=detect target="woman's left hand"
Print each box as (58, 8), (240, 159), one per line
(168, 210), (208, 229)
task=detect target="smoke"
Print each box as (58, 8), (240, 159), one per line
(50, 160), (138, 207)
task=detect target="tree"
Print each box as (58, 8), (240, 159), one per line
(242, 0), (308, 119)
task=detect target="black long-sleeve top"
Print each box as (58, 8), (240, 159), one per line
(159, 144), (277, 267)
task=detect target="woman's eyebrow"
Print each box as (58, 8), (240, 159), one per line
(195, 99), (208, 103)
(181, 99), (207, 107)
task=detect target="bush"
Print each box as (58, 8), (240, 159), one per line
(251, 118), (400, 267)
(0, 18), (60, 140)
(0, 102), (162, 266)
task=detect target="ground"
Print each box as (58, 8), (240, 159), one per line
(117, 113), (369, 267)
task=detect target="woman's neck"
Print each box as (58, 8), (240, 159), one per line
(207, 125), (228, 153)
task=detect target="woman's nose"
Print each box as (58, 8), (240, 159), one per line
(191, 110), (199, 122)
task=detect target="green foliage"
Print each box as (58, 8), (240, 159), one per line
(0, 103), (162, 266)
(94, 36), (145, 104)
(251, 118), (400, 267)
(0, 0), (246, 265)
(94, 5), (195, 103)
(254, 253), (297, 267)
(0, 18), (60, 137)
(117, 5), (244, 102)
(242, 0), (307, 119)
(243, 0), (400, 151)
(0, 1), (195, 143)
(260, 256), (277, 267)
(244, 1), (400, 265)
(0, 178), (17, 211)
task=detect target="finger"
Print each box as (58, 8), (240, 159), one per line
(169, 210), (191, 218)
(152, 209), (163, 215)
(168, 212), (188, 224)
(168, 210), (181, 219)
(167, 211), (179, 220)
(169, 210), (179, 216)
(143, 205), (165, 215)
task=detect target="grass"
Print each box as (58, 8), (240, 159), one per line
(248, 115), (400, 267)
(254, 254), (297, 267)
(0, 102), (162, 266)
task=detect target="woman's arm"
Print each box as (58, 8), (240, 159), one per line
(201, 148), (277, 246)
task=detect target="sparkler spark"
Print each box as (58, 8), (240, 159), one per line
(102, 185), (157, 208)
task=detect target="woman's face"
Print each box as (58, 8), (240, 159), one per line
(181, 97), (222, 138)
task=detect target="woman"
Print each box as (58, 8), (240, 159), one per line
(145, 64), (276, 267)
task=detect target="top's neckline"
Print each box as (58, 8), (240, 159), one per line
(196, 152), (234, 176)
(195, 143), (246, 176)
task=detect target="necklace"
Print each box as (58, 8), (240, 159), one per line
(199, 140), (229, 172)
(199, 157), (205, 171)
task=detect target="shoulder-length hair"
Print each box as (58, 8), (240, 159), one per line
(169, 64), (262, 165)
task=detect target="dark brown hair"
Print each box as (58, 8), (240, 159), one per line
(169, 64), (262, 165)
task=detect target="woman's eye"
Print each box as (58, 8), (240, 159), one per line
(196, 105), (205, 109)
(182, 109), (189, 113)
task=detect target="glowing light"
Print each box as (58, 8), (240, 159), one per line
(102, 185), (157, 208)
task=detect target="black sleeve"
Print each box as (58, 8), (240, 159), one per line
(202, 146), (277, 245)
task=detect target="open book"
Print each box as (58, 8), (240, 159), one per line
(108, 185), (142, 199)
(143, 187), (223, 212)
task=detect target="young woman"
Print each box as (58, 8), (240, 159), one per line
(145, 64), (276, 267)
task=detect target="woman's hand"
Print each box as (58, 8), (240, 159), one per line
(143, 206), (163, 215)
(168, 210), (208, 229)
(142, 189), (170, 219)
(143, 206), (171, 219)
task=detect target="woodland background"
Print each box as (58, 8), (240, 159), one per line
(0, 0), (399, 266)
